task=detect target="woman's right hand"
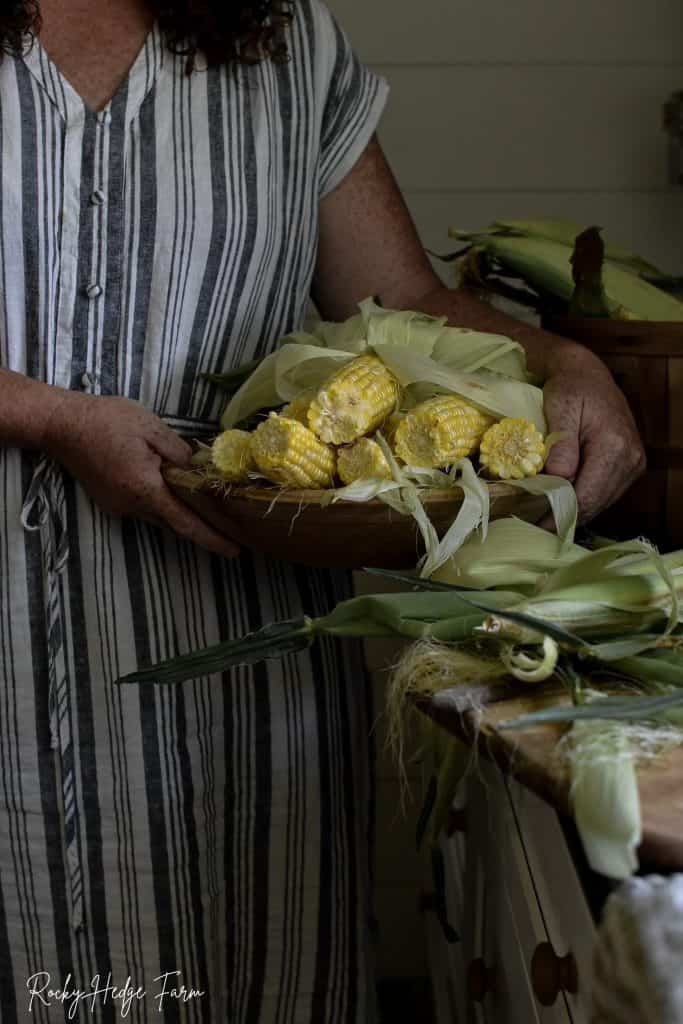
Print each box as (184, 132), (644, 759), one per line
(41, 391), (240, 558)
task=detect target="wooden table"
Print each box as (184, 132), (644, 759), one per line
(423, 679), (683, 871)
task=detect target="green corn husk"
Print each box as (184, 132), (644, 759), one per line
(448, 230), (683, 321)
(564, 716), (642, 879)
(117, 588), (526, 686)
(220, 297), (546, 431)
(486, 218), (664, 277)
(433, 517), (584, 592)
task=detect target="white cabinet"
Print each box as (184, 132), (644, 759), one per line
(423, 762), (595, 1023)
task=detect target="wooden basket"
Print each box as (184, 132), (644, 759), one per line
(164, 466), (548, 569)
(545, 317), (683, 549)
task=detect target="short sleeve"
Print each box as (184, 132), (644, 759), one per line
(311, 3), (390, 197)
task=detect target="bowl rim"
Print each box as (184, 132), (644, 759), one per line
(163, 464), (522, 507)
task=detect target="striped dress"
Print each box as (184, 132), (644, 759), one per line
(0, 3), (388, 1020)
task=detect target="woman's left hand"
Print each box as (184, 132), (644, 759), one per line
(542, 355), (646, 523)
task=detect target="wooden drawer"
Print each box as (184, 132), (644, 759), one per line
(507, 778), (595, 1022)
(427, 765), (592, 1023)
(470, 765), (579, 1023)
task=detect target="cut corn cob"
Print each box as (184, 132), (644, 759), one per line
(250, 413), (336, 488)
(479, 417), (546, 479)
(280, 390), (315, 426)
(210, 429), (255, 482)
(337, 437), (392, 485)
(394, 395), (494, 468)
(307, 354), (399, 445)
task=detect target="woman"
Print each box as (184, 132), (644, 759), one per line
(0, 0), (642, 1020)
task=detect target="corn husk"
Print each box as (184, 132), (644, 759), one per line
(449, 230), (683, 321)
(486, 218), (664, 277)
(565, 715), (642, 879)
(220, 298), (545, 431)
(434, 517), (584, 591)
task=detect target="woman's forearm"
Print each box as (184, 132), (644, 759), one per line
(411, 285), (612, 382)
(0, 369), (73, 451)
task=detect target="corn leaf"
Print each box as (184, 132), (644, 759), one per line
(221, 343), (355, 428)
(118, 618), (314, 685)
(419, 459), (489, 578)
(432, 517), (584, 591)
(450, 234), (683, 321)
(457, 592), (589, 649)
(220, 298), (545, 428)
(568, 719), (641, 879)
(313, 589), (524, 642)
(613, 653), (683, 689)
(498, 690), (683, 728)
(372, 344), (547, 431)
(364, 568), (458, 592)
(504, 476), (578, 548)
(488, 218), (663, 276)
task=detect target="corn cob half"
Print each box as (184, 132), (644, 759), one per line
(210, 429), (255, 482)
(479, 417), (546, 479)
(394, 395), (494, 468)
(307, 354), (399, 445)
(337, 437), (392, 485)
(250, 413), (336, 488)
(280, 390), (316, 426)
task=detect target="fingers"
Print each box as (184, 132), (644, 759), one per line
(542, 386), (582, 481)
(572, 437), (645, 525)
(148, 424), (194, 468)
(150, 487), (241, 558)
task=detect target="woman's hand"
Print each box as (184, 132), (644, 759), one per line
(542, 355), (646, 523)
(41, 392), (240, 558)
(313, 135), (647, 524)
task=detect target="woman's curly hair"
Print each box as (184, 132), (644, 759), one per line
(0, 1), (294, 72)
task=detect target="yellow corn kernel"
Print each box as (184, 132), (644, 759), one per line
(307, 355), (399, 445)
(210, 429), (255, 483)
(394, 395), (494, 468)
(280, 390), (315, 426)
(479, 417), (546, 479)
(250, 413), (336, 488)
(338, 438), (392, 485)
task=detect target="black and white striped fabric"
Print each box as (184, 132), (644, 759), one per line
(0, 2), (388, 1019)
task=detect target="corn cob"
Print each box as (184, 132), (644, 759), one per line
(337, 437), (392, 485)
(280, 390), (315, 426)
(393, 395), (494, 468)
(307, 355), (399, 445)
(250, 413), (336, 488)
(479, 417), (546, 479)
(210, 429), (255, 483)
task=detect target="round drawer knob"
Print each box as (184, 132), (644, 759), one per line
(467, 958), (495, 1003)
(531, 942), (578, 1006)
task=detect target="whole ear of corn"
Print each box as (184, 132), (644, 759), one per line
(479, 417), (546, 479)
(338, 437), (392, 485)
(210, 429), (255, 482)
(394, 395), (494, 468)
(250, 413), (336, 488)
(448, 231), (683, 321)
(307, 354), (399, 445)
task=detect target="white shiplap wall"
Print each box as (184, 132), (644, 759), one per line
(329, 0), (683, 273)
(330, 0), (683, 986)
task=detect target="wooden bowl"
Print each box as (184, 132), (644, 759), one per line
(163, 466), (548, 569)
